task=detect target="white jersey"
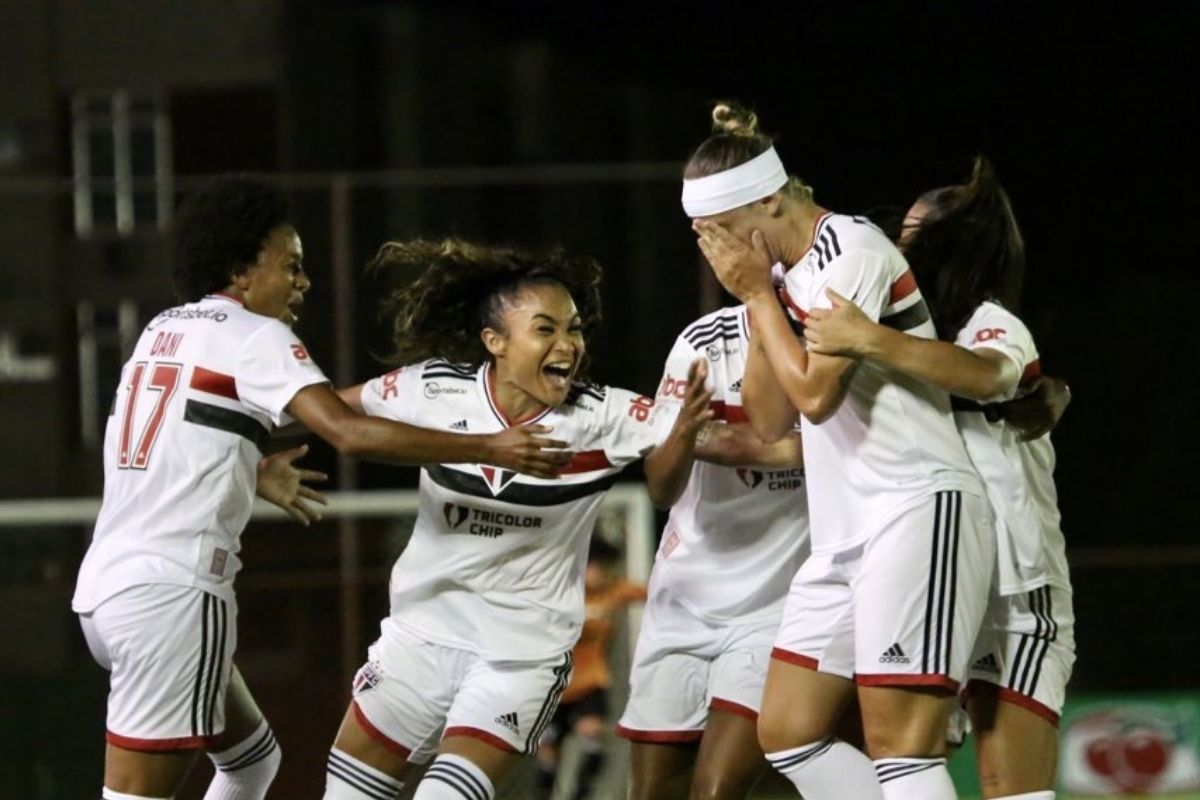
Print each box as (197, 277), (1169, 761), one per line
(73, 293), (329, 612)
(652, 306), (810, 624)
(953, 301), (1070, 594)
(361, 360), (671, 662)
(782, 212), (982, 554)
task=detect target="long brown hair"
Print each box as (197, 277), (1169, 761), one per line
(370, 239), (603, 374)
(904, 157), (1026, 340)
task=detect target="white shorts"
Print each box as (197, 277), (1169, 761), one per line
(350, 619), (572, 764)
(79, 584), (236, 750)
(965, 582), (1076, 723)
(773, 490), (993, 690)
(616, 578), (779, 743)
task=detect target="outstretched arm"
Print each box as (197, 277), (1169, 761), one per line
(643, 359), (715, 509)
(256, 443), (329, 525)
(804, 289), (1019, 402)
(286, 383), (572, 477)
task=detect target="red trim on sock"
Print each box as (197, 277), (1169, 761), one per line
(855, 673), (959, 691)
(106, 730), (209, 751)
(443, 726), (519, 753)
(352, 701), (412, 759)
(614, 724), (704, 743)
(709, 697), (758, 721)
(770, 648), (820, 670)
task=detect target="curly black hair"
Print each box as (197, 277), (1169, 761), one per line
(169, 175), (292, 302)
(904, 157), (1026, 340)
(370, 239), (603, 376)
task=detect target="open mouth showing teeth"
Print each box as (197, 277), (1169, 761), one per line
(543, 363), (573, 382)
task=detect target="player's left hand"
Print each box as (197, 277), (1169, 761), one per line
(672, 358), (715, 445)
(693, 221), (774, 302)
(804, 289), (874, 357)
(998, 375), (1071, 441)
(256, 443), (329, 526)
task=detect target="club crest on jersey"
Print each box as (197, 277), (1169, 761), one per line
(443, 502), (469, 529)
(736, 468), (765, 489)
(478, 465), (519, 496)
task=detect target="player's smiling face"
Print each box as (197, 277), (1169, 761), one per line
(483, 281), (585, 418)
(236, 224), (310, 326)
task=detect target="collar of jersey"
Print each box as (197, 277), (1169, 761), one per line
(205, 291), (245, 306)
(483, 362), (555, 428)
(794, 210), (833, 268)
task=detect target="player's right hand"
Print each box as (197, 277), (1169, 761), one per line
(483, 424), (572, 478)
(674, 358), (715, 444)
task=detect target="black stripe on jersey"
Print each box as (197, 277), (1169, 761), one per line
(525, 652), (574, 753)
(880, 300), (931, 332)
(825, 224), (842, 257)
(184, 400), (269, 450)
(941, 492), (962, 675)
(683, 314), (739, 340)
(424, 359), (477, 376)
(688, 329), (741, 352)
(683, 322), (740, 349)
(421, 371), (478, 383)
(425, 464), (618, 507)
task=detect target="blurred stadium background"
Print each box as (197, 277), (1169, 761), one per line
(1, 2), (1197, 798)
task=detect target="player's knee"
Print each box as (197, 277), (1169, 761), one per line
(689, 771), (746, 800)
(757, 707), (819, 755)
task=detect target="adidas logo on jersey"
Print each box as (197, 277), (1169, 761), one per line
(729, 379), (743, 393)
(971, 652), (1001, 674)
(450, 419), (469, 431)
(494, 711), (520, 734)
(879, 643), (910, 664)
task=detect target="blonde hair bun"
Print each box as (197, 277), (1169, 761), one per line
(711, 101), (759, 137)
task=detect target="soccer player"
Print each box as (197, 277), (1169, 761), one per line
(322, 239), (713, 800)
(72, 177), (571, 800)
(689, 102), (994, 800)
(617, 302), (809, 800)
(534, 537), (646, 800)
(802, 158), (1075, 800)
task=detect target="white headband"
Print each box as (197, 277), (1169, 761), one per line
(681, 146), (789, 218)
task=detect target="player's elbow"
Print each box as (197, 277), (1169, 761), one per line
(795, 392), (839, 425)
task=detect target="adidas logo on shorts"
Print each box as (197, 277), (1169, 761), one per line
(494, 711), (520, 735)
(879, 643), (911, 664)
(450, 419), (469, 431)
(971, 652), (1002, 674)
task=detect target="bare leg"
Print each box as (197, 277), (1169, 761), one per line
(968, 686), (1059, 798)
(628, 740), (697, 800)
(689, 708), (766, 800)
(104, 745), (197, 798)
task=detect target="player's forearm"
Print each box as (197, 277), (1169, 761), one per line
(695, 423), (803, 469)
(643, 425), (699, 510)
(861, 327), (1015, 402)
(747, 295), (844, 424)
(742, 321), (799, 443)
(332, 415), (493, 466)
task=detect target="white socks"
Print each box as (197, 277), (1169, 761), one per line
(204, 719), (281, 800)
(324, 747), (405, 800)
(874, 757), (956, 799)
(103, 790), (170, 800)
(766, 738), (884, 799)
(413, 754), (495, 800)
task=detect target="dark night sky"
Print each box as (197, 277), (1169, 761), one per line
(394, 2), (1199, 550)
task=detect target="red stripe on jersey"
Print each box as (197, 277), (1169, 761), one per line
(709, 697), (759, 721)
(855, 673), (959, 691)
(106, 730), (211, 751)
(560, 449), (613, 474)
(1020, 359), (1042, 387)
(710, 400), (748, 424)
(444, 726), (520, 753)
(190, 366), (238, 400)
(889, 269), (918, 305)
(771, 648), (820, 670)
(779, 286), (809, 323)
(614, 724), (705, 743)
(352, 702), (413, 758)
